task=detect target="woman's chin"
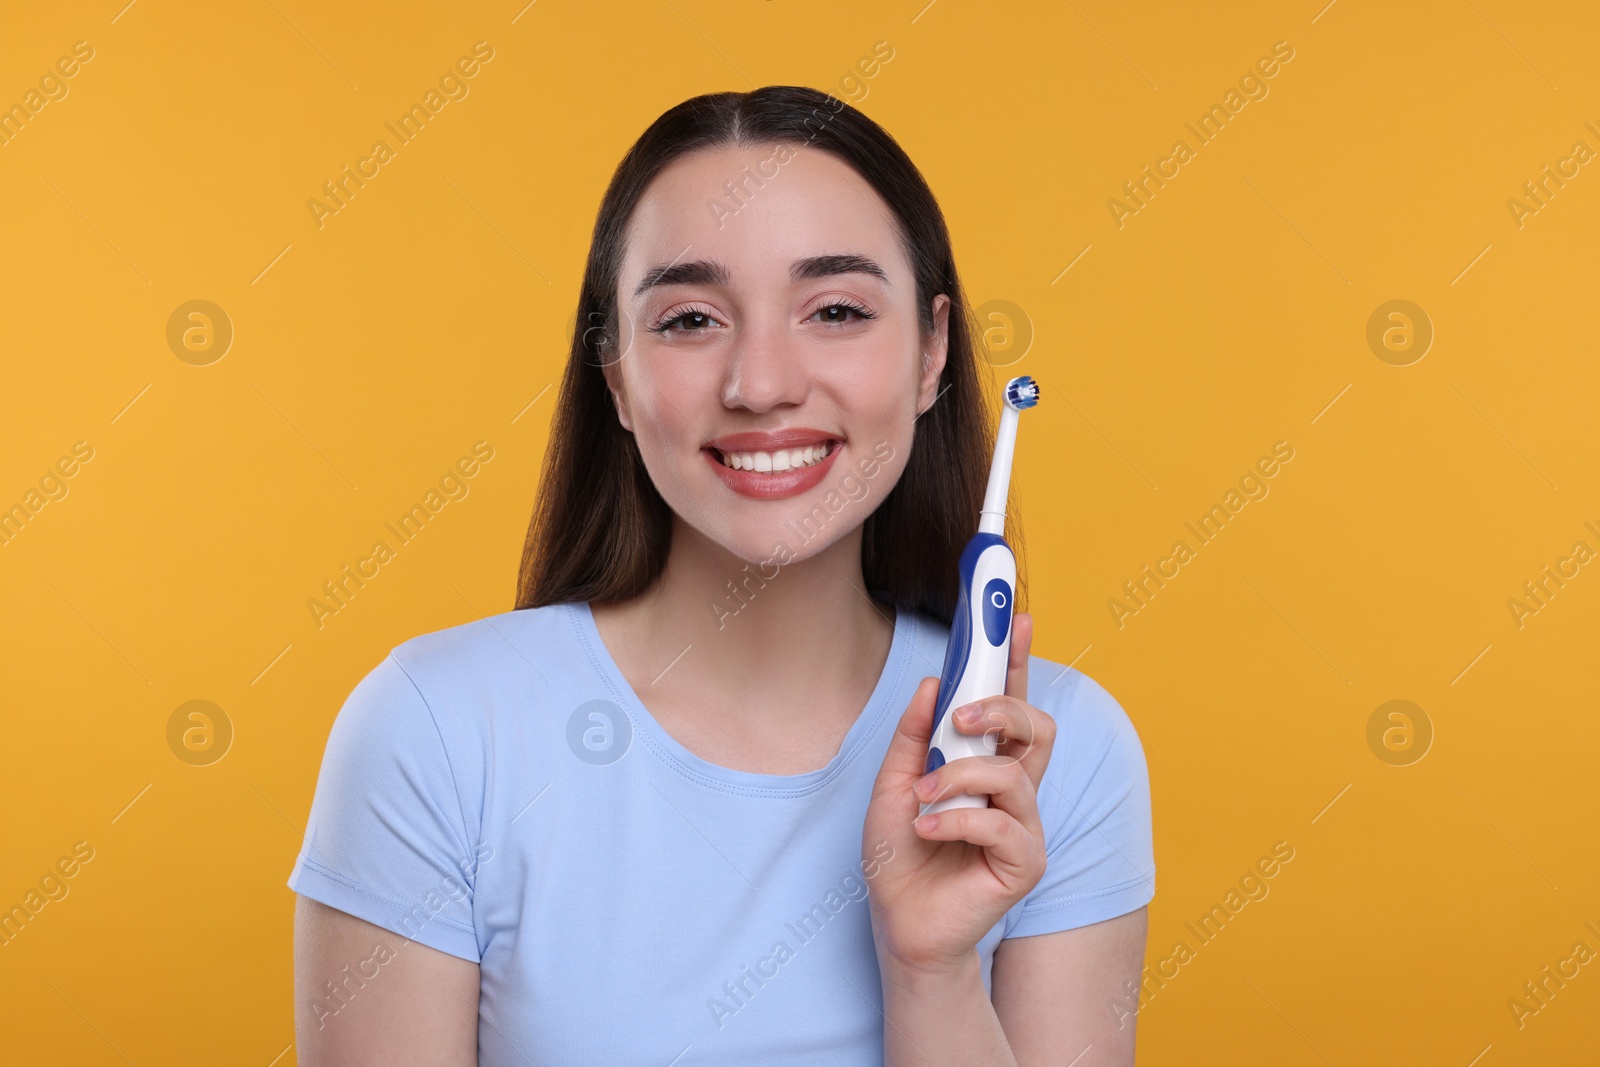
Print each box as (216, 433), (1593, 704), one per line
(692, 521), (841, 575)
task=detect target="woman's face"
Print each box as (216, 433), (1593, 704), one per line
(605, 143), (949, 567)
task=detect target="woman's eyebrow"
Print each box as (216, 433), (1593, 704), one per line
(632, 254), (888, 296)
(633, 258), (730, 295)
(790, 254), (888, 284)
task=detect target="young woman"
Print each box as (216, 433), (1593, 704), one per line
(291, 85), (1154, 1066)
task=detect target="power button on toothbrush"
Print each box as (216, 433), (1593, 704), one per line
(982, 578), (1012, 646)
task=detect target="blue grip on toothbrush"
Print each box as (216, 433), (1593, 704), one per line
(921, 532), (1017, 815)
(928, 532), (1010, 741)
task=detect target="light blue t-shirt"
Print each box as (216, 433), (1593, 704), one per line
(288, 598), (1155, 1065)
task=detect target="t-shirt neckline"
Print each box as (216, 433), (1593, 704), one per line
(568, 597), (916, 797)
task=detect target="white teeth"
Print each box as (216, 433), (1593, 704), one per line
(718, 442), (833, 473)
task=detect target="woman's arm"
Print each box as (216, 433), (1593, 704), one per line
(864, 609), (1155, 1064)
(293, 895), (480, 1066)
(991, 907), (1149, 1066)
(876, 948), (1017, 1066)
(875, 907), (1148, 1067)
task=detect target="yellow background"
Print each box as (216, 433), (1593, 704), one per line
(2, 0), (1597, 1062)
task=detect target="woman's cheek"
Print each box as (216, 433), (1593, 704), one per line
(626, 412), (689, 496)
(855, 427), (910, 495)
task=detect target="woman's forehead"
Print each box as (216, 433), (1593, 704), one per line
(621, 145), (909, 289)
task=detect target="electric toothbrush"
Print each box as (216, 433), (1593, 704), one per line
(921, 374), (1039, 816)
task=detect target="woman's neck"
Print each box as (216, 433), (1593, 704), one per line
(589, 516), (898, 769)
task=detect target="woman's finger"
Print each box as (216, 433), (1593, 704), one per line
(949, 694), (1056, 789)
(1006, 611), (1032, 703)
(915, 753), (1040, 829)
(871, 676), (943, 793)
(911, 806), (1044, 884)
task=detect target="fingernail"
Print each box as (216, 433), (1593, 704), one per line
(915, 773), (937, 798)
(955, 703), (980, 725)
(915, 814), (938, 832)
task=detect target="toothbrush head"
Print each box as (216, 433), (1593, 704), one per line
(1004, 375), (1040, 412)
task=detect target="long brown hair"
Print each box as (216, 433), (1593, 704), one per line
(515, 85), (1021, 628)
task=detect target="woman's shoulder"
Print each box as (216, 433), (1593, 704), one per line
(319, 603), (588, 800)
(385, 600), (583, 692)
(327, 601), (595, 752)
(1026, 659), (1137, 742)
(1022, 655), (1150, 839)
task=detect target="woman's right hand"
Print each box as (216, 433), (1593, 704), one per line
(858, 612), (1056, 978)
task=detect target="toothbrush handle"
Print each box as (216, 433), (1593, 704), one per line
(921, 531), (1017, 816)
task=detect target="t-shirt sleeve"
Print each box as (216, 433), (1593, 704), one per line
(287, 651), (484, 962)
(1004, 666), (1155, 939)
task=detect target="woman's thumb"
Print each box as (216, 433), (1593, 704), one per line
(877, 676), (942, 783)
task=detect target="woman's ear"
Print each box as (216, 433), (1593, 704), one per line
(917, 294), (952, 415)
(599, 349), (635, 433)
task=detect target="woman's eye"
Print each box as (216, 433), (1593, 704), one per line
(653, 310), (719, 333)
(811, 303), (874, 325)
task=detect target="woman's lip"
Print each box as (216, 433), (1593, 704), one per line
(703, 443), (841, 500)
(707, 429), (840, 452)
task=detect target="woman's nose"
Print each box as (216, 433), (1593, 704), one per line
(721, 315), (809, 412)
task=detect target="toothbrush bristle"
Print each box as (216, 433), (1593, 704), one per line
(1005, 375), (1039, 410)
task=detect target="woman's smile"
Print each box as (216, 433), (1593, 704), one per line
(702, 429), (843, 500)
